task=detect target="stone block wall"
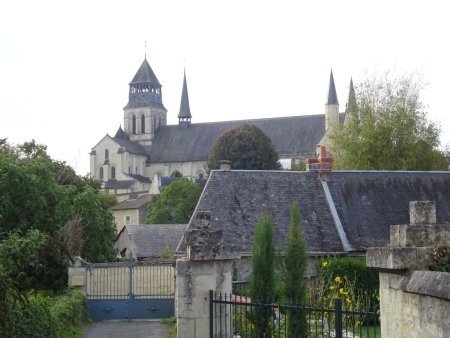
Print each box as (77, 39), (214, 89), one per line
(367, 201), (450, 338)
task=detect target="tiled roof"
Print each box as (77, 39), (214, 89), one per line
(150, 115), (328, 163)
(181, 170), (450, 254)
(120, 224), (187, 258)
(111, 194), (150, 210)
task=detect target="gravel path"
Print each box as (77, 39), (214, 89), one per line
(83, 320), (170, 338)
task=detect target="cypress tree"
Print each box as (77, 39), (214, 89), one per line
(285, 202), (308, 338)
(249, 213), (275, 337)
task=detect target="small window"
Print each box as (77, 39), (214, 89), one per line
(141, 115), (145, 133)
(105, 149), (109, 160)
(111, 166), (116, 179)
(135, 167), (138, 174)
(125, 216), (131, 225)
(132, 115), (136, 134)
(99, 167), (104, 180)
(129, 167), (131, 174)
(199, 173), (204, 179)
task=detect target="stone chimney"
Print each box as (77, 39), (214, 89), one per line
(219, 160), (231, 171)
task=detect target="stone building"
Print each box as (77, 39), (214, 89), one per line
(177, 165), (450, 279)
(90, 55), (350, 200)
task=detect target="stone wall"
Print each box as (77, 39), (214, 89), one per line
(176, 211), (240, 338)
(367, 201), (450, 338)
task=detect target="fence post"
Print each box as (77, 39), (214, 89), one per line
(334, 298), (342, 338)
(209, 290), (214, 338)
(128, 252), (133, 300)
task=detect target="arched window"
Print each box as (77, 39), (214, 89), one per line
(132, 115), (136, 134)
(198, 173), (204, 179)
(111, 166), (116, 179)
(99, 167), (104, 180)
(105, 149), (109, 160)
(141, 115), (145, 133)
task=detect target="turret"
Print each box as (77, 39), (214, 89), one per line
(325, 69), (339, 130)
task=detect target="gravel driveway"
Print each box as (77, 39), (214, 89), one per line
(83, 320), (170, 338)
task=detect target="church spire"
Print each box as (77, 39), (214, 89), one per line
(346, 77), (357, 113)
(326, 69), (339, 105)
(178, 69), (192, 127)
(325, 69), (339, 130)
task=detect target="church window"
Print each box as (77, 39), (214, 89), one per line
(129, 167), (131, 174)
(135, 167), (138, 174)
(132, 115), (136, 134)
(99, 167), (104, 180)
(111, 166), (116, 179)
(105, 149), (109, 160)
(141, 115), (145, 133)
(198, 173), (204, 179)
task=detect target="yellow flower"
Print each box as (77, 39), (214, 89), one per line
(322, 261), (328, 268)
(334, 276), (342, 283)
(339, 288), (348, 295)
(345, 298), (351, 304)
(329, 285), (335, 291)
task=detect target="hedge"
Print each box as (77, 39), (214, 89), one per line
(0, 289), (87, 338)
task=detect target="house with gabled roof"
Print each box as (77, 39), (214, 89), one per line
(89, 55), (350, 200)
(176, 160), (450, 279)
(114, 224), (186, 260)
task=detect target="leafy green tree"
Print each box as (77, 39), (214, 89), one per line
(330, 71), (448, 170)
(207, 124), (281, 170)
(71, 186), (117, 262)
(249, 214), (275, 337)
(147, 179), (202, 224)
(284, 202), (308, 338)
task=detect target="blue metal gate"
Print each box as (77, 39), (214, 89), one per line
(86, 257), (175, 320)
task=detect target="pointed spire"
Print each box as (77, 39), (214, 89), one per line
(114, 125), (129, 140)
(326, 69), (339, 105)
(130, 58), (161, 86)
(346, 77), (357, 112)
(178, 69), (192, 125)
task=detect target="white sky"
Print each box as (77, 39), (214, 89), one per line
(1, 0), (449, 175)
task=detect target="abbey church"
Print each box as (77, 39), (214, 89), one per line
(90, 56), (353, 200)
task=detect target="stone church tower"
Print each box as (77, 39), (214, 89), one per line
(123, 57), (167, 146)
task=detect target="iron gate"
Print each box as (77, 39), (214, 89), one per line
(86, 257), (175, 320)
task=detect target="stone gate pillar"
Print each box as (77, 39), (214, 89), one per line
(176, 211), (240, 338)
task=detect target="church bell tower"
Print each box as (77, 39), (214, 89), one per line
(123, 56), (167, 146)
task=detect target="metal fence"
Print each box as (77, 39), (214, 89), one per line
(210, 290), (379, 338)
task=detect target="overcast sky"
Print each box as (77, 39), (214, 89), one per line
(1, 0), (449, 175)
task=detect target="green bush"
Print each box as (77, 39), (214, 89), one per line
(313, 256), (379, 311)
(0, 289), (87, 338)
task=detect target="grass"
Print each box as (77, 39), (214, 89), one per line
(358, 325), (381, 338)
(161, 317), (177, 338)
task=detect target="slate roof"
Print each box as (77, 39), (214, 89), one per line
(119, 224), (187, 258)
(126, 173), (152, 183)
(103, 179), (135, 189)
(130, 58), (161, 86)
(326, 70), (339, 105)
(111, 194), (150, 210)
(113, 135), (148, 156)
(150, 115), (327, 163)
(328, 171), (450, 249)
(178, 70), (192, 119)
(180, 170), (450, 254)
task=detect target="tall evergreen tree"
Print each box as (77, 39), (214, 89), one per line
(249, 213), (275, 337)
(284, 202), (308, 338)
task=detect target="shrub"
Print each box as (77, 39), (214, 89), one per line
(0, 289), (87, 338)
(312, 256), (379, 313)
